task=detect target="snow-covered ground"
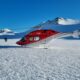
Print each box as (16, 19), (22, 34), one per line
(0, 39), (80, 80)
(0, 39), (19, 46)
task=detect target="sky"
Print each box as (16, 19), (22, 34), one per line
(0, 0), (80, 31)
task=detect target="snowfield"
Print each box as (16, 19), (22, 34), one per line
(0, 39), (80, 80)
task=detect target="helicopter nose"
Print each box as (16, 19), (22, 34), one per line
(16, 41), (22, 45)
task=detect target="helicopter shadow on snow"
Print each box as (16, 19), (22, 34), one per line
(0, 45), (48, 49)
(0, 45), (37, 49)
(0, 46), (20, 48)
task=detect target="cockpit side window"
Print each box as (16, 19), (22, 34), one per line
(21, 37), (26, 42)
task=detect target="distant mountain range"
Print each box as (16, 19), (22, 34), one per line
(0, 28), (27, 39)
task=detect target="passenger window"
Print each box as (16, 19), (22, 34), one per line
(29, 37), (33, 41)
(34, 36), (40, 41)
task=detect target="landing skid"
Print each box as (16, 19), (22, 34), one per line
(20, 43), (49, 49)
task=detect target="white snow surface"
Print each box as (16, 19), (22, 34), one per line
(0, 39), (80, 80)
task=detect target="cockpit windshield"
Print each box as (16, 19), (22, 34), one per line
(20, 37), (26, 42)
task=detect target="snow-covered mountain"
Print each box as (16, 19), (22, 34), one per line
(32, 17), (80, 33)
(0, 28), (14, 35)
(0, 28), (27, 39)
(53, 17), (80, 25)
(0, 28), (12, 32)
(34, 17), (80, 28)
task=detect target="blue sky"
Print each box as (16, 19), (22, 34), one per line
(0, 0), (80, 31)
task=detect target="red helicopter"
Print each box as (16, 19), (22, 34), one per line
(16, 29), (59, 46)
(16, 17), (80, 46)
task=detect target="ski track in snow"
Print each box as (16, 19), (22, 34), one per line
(0, 48), (80, 80)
